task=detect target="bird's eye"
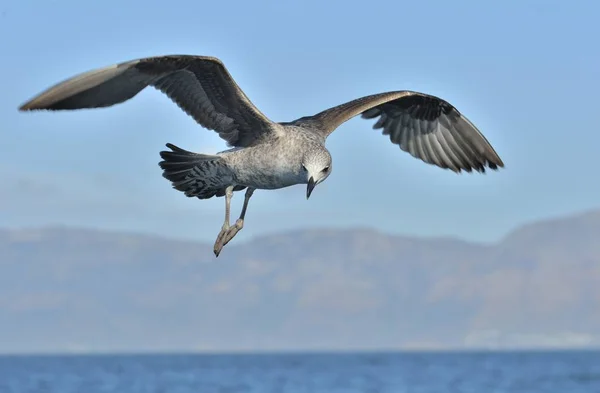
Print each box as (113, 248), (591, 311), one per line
(322, 166), (330, 173)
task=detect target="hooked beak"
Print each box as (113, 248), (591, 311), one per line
(306, 176), (316, 199)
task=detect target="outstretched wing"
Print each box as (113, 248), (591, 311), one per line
(300, 91), (503, 173)
(19, 55), (277, 147)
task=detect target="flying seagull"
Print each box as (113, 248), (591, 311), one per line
(18, 54), (504, 257)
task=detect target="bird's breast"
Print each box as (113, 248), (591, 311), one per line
(225, 144), (305, 190)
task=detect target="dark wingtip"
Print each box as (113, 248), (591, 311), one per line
(477, 157), (505, 174)
(488, 154), (505, 171)
(18, 101), (35, 111)
(18, 99), (64, 112)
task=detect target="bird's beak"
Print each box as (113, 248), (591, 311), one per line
(306, 176), (316, 199)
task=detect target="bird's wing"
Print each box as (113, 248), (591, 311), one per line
(300, 91), (503, 173)
(19, 55), (277, 147)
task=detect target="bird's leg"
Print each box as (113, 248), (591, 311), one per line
(213, 186), (234, 256)
(223, 187), (255, 243)
(213, 187), (255, 257)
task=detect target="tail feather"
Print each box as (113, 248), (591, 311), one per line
(158, 143), (245, 199)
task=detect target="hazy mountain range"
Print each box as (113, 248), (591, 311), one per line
(1, 209), (599, 354)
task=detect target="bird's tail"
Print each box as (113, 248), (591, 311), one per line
(158, 143), (245, 199)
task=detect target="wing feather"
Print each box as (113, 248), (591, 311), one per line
(300, 90), (503, 173)
(19, 55), (276, 147)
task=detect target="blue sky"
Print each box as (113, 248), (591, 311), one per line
(1, 0), (598, 244)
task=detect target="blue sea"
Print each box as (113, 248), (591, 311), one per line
(0, 351), (599, 392)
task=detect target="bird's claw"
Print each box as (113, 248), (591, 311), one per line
(213, 219), (244, 257)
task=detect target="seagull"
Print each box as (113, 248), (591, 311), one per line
(18, 54), (504, 257)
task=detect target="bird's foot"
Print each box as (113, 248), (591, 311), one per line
(213, 223), (229, 257)
(213, 219), (244, 257)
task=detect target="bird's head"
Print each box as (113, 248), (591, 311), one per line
(302, 148), (332, 199)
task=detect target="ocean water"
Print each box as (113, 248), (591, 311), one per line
(0, 351), (598, 393)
